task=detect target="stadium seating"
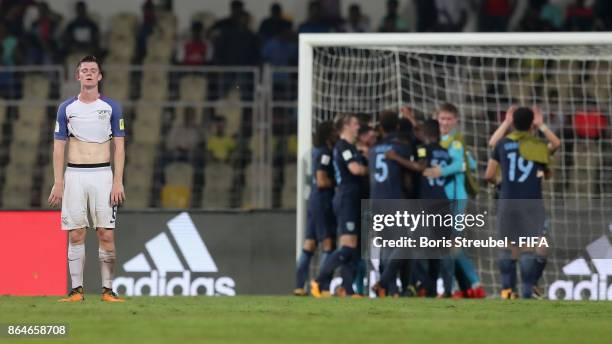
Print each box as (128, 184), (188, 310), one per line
(161, 185), (190, 208)
(201, 162), (233, 208)
(179, 75), (208, 102)
(281, 163), (297, 209)
(242, 163), (273, 208)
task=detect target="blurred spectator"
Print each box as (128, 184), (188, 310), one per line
(341, 4), (370, 32)
(1, 0), (30, 36)
(182, 21), (212, 65)
(565, 0), (594, 31)
(594, 0), (612, 30)
(414, 0), (438, 32)
(0, 22), (21, 65)
(166, 107), (201, 162)
(24, 2), (61, 64)
(320, 0), (342, 28)
(258, 3), (292, 43)
(539, 0), (563, 30)
(207, 116), (236, 163)
(0, 22), (21, 98)
(298, 1), (333, 33)
(209, 0), (244, 36)
(518, 4), (546, 31)
(261, 22), (297, 66)
(479, 0), (514, 32)
(213, 11), (259, 66)
(436, 0), (469, 32)
(136, 0), (157, 62)
(62, 1), (99, 55)
(379, 0), (409, 32)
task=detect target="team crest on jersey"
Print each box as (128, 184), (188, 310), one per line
(321, 154), (330, 165)
(97, 110), (111, 120)
(346, 222), (355, 231)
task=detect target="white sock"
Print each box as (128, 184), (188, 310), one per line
(68, 243), (85, 289)
(99, 248), (116, 289)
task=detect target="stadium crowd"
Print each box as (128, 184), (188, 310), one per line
(1, 0), (612, 70)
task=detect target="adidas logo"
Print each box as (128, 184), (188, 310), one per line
(549, 235), (612, 300)
(113, 212), (236, 296)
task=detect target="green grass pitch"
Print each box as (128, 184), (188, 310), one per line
(1, 296), (611, 343)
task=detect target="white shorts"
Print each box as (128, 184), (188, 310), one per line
(61, 164), (117, 230)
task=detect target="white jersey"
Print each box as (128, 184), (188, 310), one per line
(54, 95), (125, 143)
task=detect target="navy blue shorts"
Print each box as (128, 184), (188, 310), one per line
(497, 199), (546, 242)
(306, 191), (335, 242)
(333, 193), (361, 236)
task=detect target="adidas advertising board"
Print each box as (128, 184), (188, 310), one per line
(549, 236), (612, 300)
(80, 211), (295, 296)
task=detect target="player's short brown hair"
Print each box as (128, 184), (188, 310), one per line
(334, 113), (357, 131)
(76, 55), (103, 76)
(436, 102), (459, 117)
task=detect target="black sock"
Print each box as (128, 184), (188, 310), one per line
(520, 252), (536, 299)
(499, 250), (515, 290)
(534, 254), (547, 284)
(295, 250), (314, 289)
(316, 246), (354, 291)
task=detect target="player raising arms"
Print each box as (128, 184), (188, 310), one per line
(49, 55), (126, 302)
(311, 113), (368, 298)
(294, 121), (337, 296)
(485, 106), (560, 299)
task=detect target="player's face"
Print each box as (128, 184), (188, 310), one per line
(437, 111), (458, 136)
(77, 62), (102, 88)
(345, 117), (360, 141)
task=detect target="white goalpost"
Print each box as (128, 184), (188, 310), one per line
(297, 32), (612, 297)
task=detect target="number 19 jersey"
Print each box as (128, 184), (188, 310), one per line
(492, 137), (545, 199)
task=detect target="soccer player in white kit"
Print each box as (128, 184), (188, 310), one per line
(49, 55), (126, 302)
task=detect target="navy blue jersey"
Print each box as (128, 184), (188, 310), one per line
(368, 137), (414, 199)
(357, 151), (370, 199)
(418, 143), (450, 199)
(311, 146), (334, 193)
(492, 137), (545, 199)
(333, 139), (362, 197)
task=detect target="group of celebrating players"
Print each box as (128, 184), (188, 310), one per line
(295, 102), (560, 299)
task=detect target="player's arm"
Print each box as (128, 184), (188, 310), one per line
(315, 151), (333, 188)
(489, 105), (516, 148)
(485, 142), (501, 184)
(110, 101), (126, 205)
(316, 170), (333, 188)
(400, 106), (425, 142)
(48, 140), (66, 207)
(385, 149), (425, 172)
(348, 161), (368, 176)
(49, 103), (69, 207)
(484, 159), (499, 184)
(532, 106), (561, 153)
(111, 136), (126, 205)
(424, 142), (464, 178)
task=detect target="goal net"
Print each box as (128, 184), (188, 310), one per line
(297, 33), (612, 299)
